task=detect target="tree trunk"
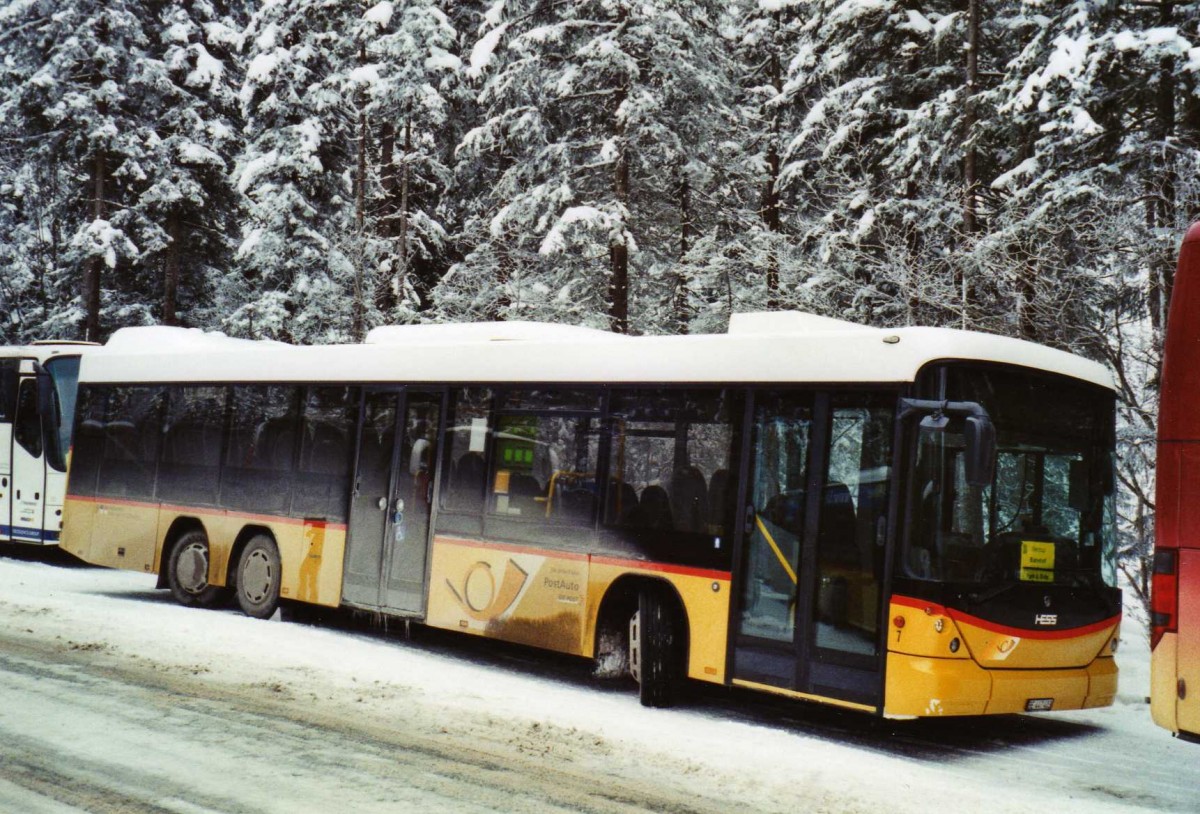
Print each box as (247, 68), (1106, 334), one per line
(762, 23), (782, 310)
(959, 0), (982, 331)
(163, 210), (181, 327)
(1156, 0), (1177, 322)
(352, 44), (368, 341)
(676, 167), (691, 334)
(609, 82), (630, 335)
(396, 118), (411, 309)
(84, 148), (104, 343)
(962, 0), (980, 237)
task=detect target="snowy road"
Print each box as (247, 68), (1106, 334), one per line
(0, 549), (1196, 814)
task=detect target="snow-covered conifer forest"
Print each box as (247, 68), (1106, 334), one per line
(0, 0), (1183, 611)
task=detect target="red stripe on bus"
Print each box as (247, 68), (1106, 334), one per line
(891, 594), (1119, 640)
(433, 535), (731, 581)
(64, 495), (348, 532)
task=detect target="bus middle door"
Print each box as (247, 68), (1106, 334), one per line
(380, 390), (444, 615)
(344, 387), (444, 616)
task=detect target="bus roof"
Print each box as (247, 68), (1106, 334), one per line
(79, 314), (1114, 389)
(0, 342), (99, 364)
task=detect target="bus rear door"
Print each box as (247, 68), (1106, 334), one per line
(343, 387), (445, 615)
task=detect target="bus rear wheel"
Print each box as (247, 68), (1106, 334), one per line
(236, 534), (281, 620)
(630, 588), (682, 708)
(166, 529), (224, 608)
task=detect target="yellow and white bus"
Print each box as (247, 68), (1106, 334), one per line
(0, 341), (95, 545)
(62, 313), (1120, 715)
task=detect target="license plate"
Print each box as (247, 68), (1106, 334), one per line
(1025, 698), (1054, 712)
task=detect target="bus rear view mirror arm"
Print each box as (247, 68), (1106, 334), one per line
(898, 397), (996, 488)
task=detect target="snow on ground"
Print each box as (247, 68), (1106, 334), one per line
(0, 553), (1196, 813)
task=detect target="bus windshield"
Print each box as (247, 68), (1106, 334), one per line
(903, 365), (1117, 589)
(44, 355), (81, 471)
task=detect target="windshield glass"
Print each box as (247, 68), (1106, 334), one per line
(903, 365), (1116, 589)
(45, 355), (81, 471)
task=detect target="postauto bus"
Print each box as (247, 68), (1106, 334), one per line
(62, 313), (1119, 715)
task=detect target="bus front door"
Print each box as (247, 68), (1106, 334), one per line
(343, 388), (443, 616)
(0, 359), (15, 542)
(731, 392), (891, 711)
(9, 376), (47, 543)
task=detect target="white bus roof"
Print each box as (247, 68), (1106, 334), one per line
(0, 342), (98, 364)
(79, 313), (1114, 390)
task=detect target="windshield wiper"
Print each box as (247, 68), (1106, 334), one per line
(967, 581), (1019, 605)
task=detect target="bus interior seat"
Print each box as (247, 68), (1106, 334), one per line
(631, 485), (673, 529)
(765, 489), (805, 536)
(557, 487), (596, 523)
(508, 472), (542, 515)
(818, 482), (859, 566)
(305, 423), (348, 474)
(605, 479), (639, 524)
(257, 418), (298, 470)
(103, 420), (139, 461)
(451, 452), (486, 511)
(670, 465), (708, 533)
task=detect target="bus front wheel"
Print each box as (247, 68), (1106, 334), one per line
(236, 534), (281, 620)
(630, 588), (682, 708)
(166, 529), (224, 608)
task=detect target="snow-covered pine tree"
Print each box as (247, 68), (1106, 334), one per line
(440, 0), (733, 334)
(129, 1), (247, 328)
(235, 0), (363, 343)
(345, 0), (460, 332)
(772, 0), (974, 329)
(0, 1), (158, 341)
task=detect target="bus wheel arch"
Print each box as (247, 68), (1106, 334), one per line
(163, 520), (224, 608)
(230, 526), (281, 620)
(595, 575), (689, 707)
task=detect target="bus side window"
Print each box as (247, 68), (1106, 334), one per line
(0, 359), (18, 423)
(67, 385), (107, 499)
(159, 386), (228, 507)
(605, 388), (738, 546)
(223, 385), (301, 515)
(294, 385), (357, 523)
(97, 386), (166, 500)
(442, 387), (493, 514)
(14, 378), (42, 458)
(487, 389), (602, 527)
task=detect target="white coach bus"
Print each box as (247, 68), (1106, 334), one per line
(0, 341), (96, 545)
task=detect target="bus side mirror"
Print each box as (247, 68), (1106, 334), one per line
(36, 370), (57, 426)
(964, 414), (995, 488)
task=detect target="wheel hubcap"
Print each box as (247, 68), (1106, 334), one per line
(242, 550), (273, 604)
(177, 542), (209, 595)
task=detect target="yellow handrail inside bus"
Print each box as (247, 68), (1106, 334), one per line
(755, 514), (797, 585)
(535, 470), (595, 517)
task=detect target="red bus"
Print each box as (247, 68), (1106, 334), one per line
(1153, 222), (1200, 742)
